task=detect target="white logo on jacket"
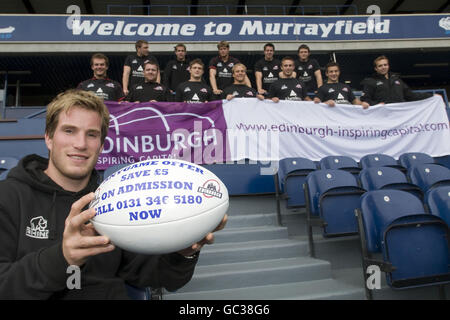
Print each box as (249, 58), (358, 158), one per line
(26, 216), (49, 239)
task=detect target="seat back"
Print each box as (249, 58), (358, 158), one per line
(399, 152), (434, 169)
(0, 169), (10, 181)
(319, 156), (360, 173)
(0, 156), (19, 172)
(305, 169), (365, 236)
(425, 185), (450, 227)
(408, 164), (450, 192)
(126, 284), (151, 300)
(278, 157), (316, 207)
(102, 163), (131, 180)
(359, 154), (400, 169)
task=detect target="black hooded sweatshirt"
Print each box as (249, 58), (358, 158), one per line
(360, 72), (432, 106)
(0, 155), (197, 299)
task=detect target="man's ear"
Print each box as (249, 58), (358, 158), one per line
(44, 132), (53, 152)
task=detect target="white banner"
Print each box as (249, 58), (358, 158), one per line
(223, 95), (450, 161)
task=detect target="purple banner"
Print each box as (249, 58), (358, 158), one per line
(97, 101), (230, 170)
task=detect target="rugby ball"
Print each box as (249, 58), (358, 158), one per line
(89, 159), (228, 254)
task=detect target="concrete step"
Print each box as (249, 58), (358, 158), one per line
(173, 257), (332, 293)
(165, 277), (365, 300)
(198, 238), (308, 266)
(227, 195), (277, 215)
(225, 213), (278, 228)
(214, 225), (289, 243)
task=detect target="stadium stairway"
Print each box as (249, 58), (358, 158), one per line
(164, 194), (450, 300)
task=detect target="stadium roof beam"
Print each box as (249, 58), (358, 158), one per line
(83, 0), (93, 14)
(339, 0), (354, 15)
(438, 0), (450, 12)
(21, 0), (35, 14)
(142, 0), (150, 15)
(236, 0), (246, 15)
(389, 0), (405, 14)
(289, 0), (301, 15)
(190, 0), (199, 15)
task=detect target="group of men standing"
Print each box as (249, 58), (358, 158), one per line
(78, 39), (432, 107)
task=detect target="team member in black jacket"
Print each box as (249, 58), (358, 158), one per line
(0, 89), (226, 299)
(294, 44), (323, 94)
(314, 62), (369, 109)
(254, 43), (281, 96)
(126, 61), (171, 102)
(77, 53), (124, 102)
(268, 57), (312, 103)
(163, 44), (190, 93)
(122, 40), (160, 96)
(360, 55), (432, 106)
(209, 41), (251, 97)
(175, 59), (214, 103)
(222, 64), (264, 100)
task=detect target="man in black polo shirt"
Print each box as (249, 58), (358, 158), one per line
(268, 57), (311, 103)
(314, 62), (369, 109)
(126, 61), (170, 102)
(77, 53), (124, 101)
(163, 43), (190, 94)
(209, 41), (250, 97)
(254, 43), (281, 96)
(122, 40), (159, 96)
(294, 44), (323, 94)
(175, 59), (214, 103)
(222, 64), (264, 101)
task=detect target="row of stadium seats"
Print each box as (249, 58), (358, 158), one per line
(275, 153), (450, 299)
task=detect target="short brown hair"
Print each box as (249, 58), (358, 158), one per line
(46, 89), (110, 144)
(217, 41), (229, 49)
(135, 40), (148, 51)
(90, 53), (109, 67)
(189, 58), (204, 69)
(174, 43), (186, 51)
(281, 56), (295, 65)
(374, 55), (389, 67)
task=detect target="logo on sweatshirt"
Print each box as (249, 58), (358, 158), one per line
(26, 216), (49, 239)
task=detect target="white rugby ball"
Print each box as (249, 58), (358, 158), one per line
(89, 159), (228, 254)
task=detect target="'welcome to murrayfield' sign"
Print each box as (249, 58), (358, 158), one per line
(0, 14), (449, 42)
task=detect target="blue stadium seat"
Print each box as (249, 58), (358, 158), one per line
(0, 156), (19, 172)
(304, 169), (365, 257)
(357, 190), (450, 299)
(435, 155), (450, 170)
(359, 153), (404, 171)
(102, 163), (130, 180)
(0, 169), (10, 181)
(399, 152), (434, 169)
(126, 284), (152, 300)
(275, 157), (316, 204)
(359, 167), (423, 200)
(425, 186), (450, 227)
(408, 164), (450, 192)
(319, 155), (360, 176)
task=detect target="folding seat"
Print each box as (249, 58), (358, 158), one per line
(408, 163), (450, 193)
(359, 153), (405, 172)
(0, 169), (10, 181)
(356, 190), (450, 300)
(319, 155), (360, 176)
(102, 163), (130, 180)
(425, 185), (450, 227)
(0, 156), (19, 173)
(304, 169), (365, 257)
(359, 167), (423, 200)
(399, 152), (434, 169)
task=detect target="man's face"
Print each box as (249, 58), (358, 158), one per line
(45, 106), (103, 187)
(190, 63), (204, 80)
(175, 46), (186, 61)
(138, 44), (149, 56)
(264, 46), (274, 61)
(218, 46), (229, 59)
(298, 48), (310, 61)
(281, 59), (295, 77)
(91, 58), (108, 78)
(375, 59), (390, 76)
(326, 66), (340, 83)
(144, 63), (159, 82)
(233, 65), (246, 83)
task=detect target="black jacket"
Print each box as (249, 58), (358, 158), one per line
(360, 72), (432, 105)
(0, 155), (197, 299)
